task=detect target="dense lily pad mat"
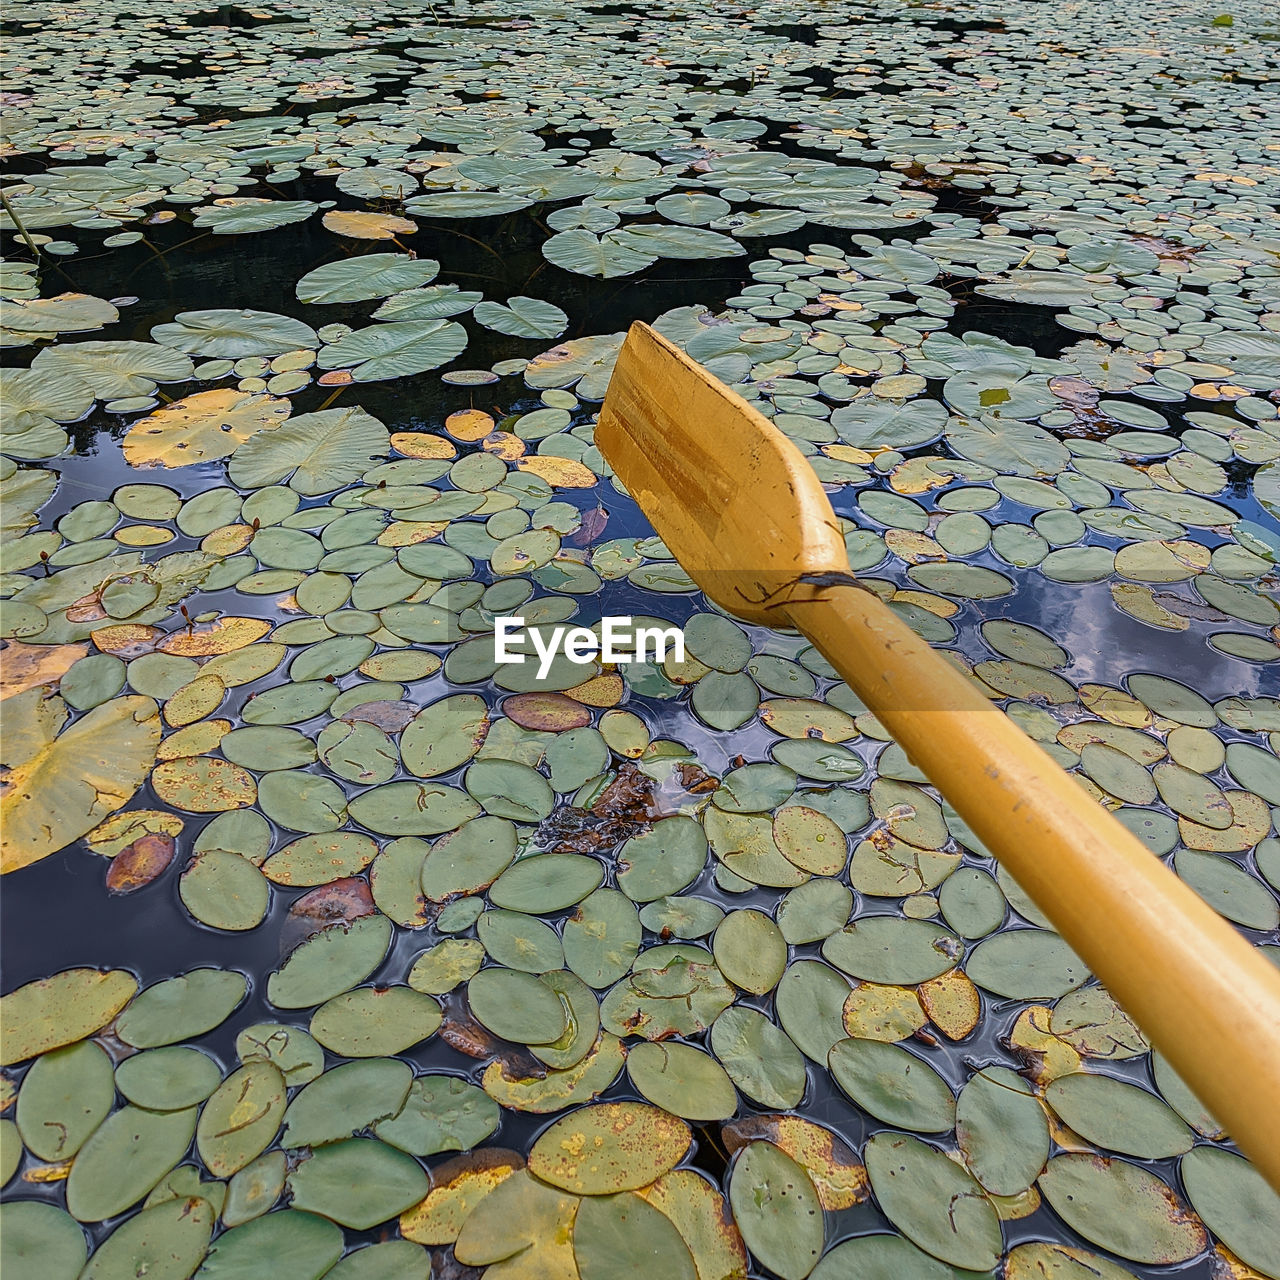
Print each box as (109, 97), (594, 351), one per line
(2, 0), (1279, 1275)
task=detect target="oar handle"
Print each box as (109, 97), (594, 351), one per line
(785, 584), (1280, 1190)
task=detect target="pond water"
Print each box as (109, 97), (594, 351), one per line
(2, 0), (1279, 1277)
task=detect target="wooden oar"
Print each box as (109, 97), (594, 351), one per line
(596, 320), (1280, 1190)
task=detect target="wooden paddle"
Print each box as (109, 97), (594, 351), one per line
(596, 320), (1280, 1190)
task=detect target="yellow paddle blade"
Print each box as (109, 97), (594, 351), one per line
(594, 321), (851, 624)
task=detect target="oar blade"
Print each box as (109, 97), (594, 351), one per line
(595, 321), (849, 621)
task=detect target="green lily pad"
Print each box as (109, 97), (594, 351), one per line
(297, 254), (440, 304)
(0, 968), (138, 1066)
(1037, 1154), (1207, 1264)
(114, 1046), (223, 1112)
(196, 1061), (286, 1177)
(15, 1039), (114, 1160)
(374, 1075), (499, 1156)
(267, 915), (392, 1009)
(955, 1066), (1050, 1196)
(80, 1195), (214, 1280)
(712, 908), (787, 994)
(282, 1058), (413, 1148)
(573, 1191), (698, 1280)
(489, 852), (604, 912)
(474, 296), (568, 339)
(965, 929), (1089, 998)
(309, 986), (442, 1056)
(563, 888), (643, 988)
(627, 1040), (738, 1121)
(823, 918), (962, 984)
(0, 1201), (88, 1280)
(829, 1038), (956, 1133)
(195, 1210), (343, 1280)
(287, 1138), (428, 1229)
(728, 1140), (824, 1280)
(467, 966), (569, 1044)
(117, 968), (247, 1048)
(864, 1132), (1002, 1271)
(710, 1006), (807, 1109)
(1180, 1146), (1280, 1277)
(230, 406), (390, 495)
(66, 1104), (198, 1222)
(1045, 1072), (1193, 1158)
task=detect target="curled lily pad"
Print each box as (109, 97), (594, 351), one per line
(0, 691), (160, 873)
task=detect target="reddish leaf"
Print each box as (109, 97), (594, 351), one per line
(105, 834), (175, 894)
(502, 692), (592, 732)
(284, 878), (376, 948)
(342, 700), (418, 733)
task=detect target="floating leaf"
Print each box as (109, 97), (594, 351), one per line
(829, 1038), (955, 1133)
(117, 968), (247, 1047)
(66, 1104), (198, 1222)
(196, 1211), (342, 1280)
(864, 1132), (1002, 1271)
(529, 1101), (690, 1194)
(123, 389), (290, 467)
(15, 1040), (114, 1160)
(1, 691), (160, 873)
(474, 296), (568, 339)
(309, 985), (442, 1056)
(1038, 1155), (1207, 1263)
(728, 1141), (824, 1280)
(0, 968), (137, 1066)
(194, 197), (318, 234)
(453, 1167), (580, 1275)
(151, 309), (318, 359)
(1180, 1147), (1280, 1277)
(229, 406), (390, 494)
(287, 1138), (429, 1229)
(627, 1041), (737, 1121)
(574, 1191), (698, 1280)
(79, 1195), (214, 1280)
(317, 320), (467, 381)
(955, 1066), (1050, 1195)
(0, 1201), (88, 1280)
